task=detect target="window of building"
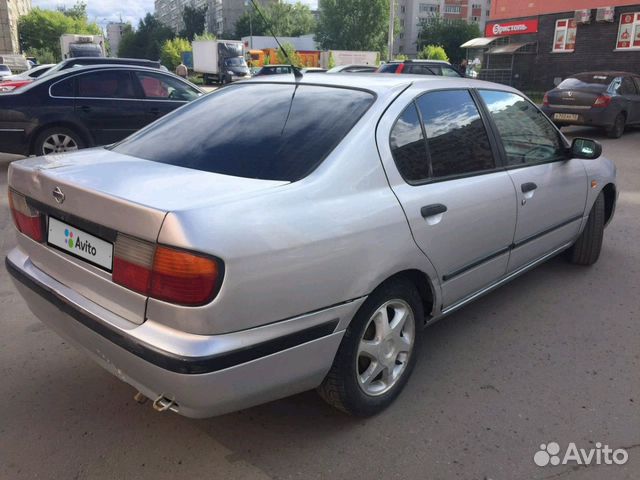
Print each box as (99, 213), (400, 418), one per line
(419, 3), (439, 13)
(471, 4), (482, 9)
(553, 19), (577, 52)
(616, 12), (640, 50)
(444, 6), (461, 14)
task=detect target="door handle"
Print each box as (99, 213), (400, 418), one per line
(421, 204), (447, 218)
(521, 182), (538, 193)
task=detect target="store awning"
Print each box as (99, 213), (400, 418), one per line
(460, 37), (501, 48)
(487, 42), (535, 54)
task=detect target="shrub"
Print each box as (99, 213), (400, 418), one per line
(417, 44), (449, 62)
(160, 37), (191, 72)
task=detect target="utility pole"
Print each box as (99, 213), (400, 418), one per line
(388, 0), (395, 61)
(244, 0), (253, 50)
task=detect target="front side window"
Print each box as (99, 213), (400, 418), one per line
(553, 19), (577, 52)
(479, 90), (566, 166)
(77, 71), (136, 99)
(112, 84), (375, 182)
(616, 12), (640, 50)
(416, 90), (495, 178)
(617, 76), (638, 95)
(135, 72), (200, 101)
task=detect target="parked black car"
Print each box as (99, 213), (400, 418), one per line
(42, 57), (163, 78)
(542, 71), (640, 138)
(0, 65), (203, 156)
(376, 60), (463, 77)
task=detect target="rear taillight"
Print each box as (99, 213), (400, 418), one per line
(593, 94), (612, 108)
(8, 189), (44, 242)
(113, 234), (222, 306)
(542, 92), (549, 107)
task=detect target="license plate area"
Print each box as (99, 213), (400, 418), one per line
(554, 113), (579, 121)
(47, 216), (114, 271)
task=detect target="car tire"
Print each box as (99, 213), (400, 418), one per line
(567, 192), (605, 266)
(33, 127), (85, 156)
(317, 278), (423, 416)
(606, 113), (625, 139)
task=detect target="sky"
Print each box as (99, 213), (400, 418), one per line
(33, 0), (319, 29)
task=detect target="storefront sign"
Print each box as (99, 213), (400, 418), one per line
(486, 19), (539, 37)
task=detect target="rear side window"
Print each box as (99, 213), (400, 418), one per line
(390, 103), (429, 182)
(618, 77), (638, 95)
(50, 78), (74, 97)
(77, 71), (136, 99)
(415, 90), (495, 178)
(112, 84), (374, 181)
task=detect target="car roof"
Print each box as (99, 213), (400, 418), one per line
(243, 72), (516, 96)
(387, 59), (451, 65)
(569, 71), (637, 77)
(60, 57), (158, 64)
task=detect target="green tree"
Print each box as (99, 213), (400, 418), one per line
(417, 44), (449, 61)
(161, 38), (192, 71)
(194, 32), (216, 41)
(57, 1), (88, 20)
(18, 7), (102, 61)
(276, 42), (302, 67)
(118, 13), (174, 60)
(179, 4), (207, 41)
(416, 15), (480, 64)
(316, 0), (390, 52)
(25, 47), (58, 64)
(235, 1), (315, 38)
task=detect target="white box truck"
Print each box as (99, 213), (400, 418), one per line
(60, 34), (106, 59)
(320, 50), (379, 69)
(192, 40), (250, 85)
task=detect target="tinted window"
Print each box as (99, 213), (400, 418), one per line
(442, 66), (462, 77)
(480, 90), (566, 166)
(50, 77), (74, 97)
(77, 71), (135, 98)
(618, 77), (637, 95)
(112, 84), (375, 181)
(390, 103), (429, 182)
(416, 90), (495, 178)
(558, 74), (614, 91)
(135, 71), (200, 101)
(378, 63), (400, 73)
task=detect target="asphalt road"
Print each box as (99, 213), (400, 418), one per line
(0, 127), (638, 480)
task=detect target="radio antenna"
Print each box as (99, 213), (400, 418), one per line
(249, 0), (303, 79)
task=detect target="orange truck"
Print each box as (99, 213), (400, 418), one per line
(247, 49), (320, 68)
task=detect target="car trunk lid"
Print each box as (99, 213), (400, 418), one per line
(546, 87), (604, 108)
(8, 148), (288, 324)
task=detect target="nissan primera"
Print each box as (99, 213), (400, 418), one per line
(6, 74), (617, 417)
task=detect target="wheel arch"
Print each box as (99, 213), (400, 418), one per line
(374, 269), (436, 326)
(602, 183), (617, 226)
(29, 120), (93, 155)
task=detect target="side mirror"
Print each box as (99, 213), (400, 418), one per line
(571, 138), (602, 160)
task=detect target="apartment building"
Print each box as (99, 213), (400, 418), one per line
(155, 0), (274, 37)
(0, 0), (31, 54)
(394, 0), (491, 55)
(106, 22), (126, 57)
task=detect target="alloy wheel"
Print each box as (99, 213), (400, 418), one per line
(356, 299), (415, 396)
(42, 133), (79, 155)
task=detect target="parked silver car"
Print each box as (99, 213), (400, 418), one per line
(6, 74), (617, 418)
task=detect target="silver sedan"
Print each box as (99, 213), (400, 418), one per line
(6, 74), (617, 418)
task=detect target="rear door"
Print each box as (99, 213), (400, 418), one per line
(618, 76), (640, 124)
(74, 69), (147, 145)
(377, 88), (518, 308)
(133, 70), (201, 123)
(478, 90), (588, 272)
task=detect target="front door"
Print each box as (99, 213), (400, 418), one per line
(74, 70), (146, 145)
(478, 90), (588, 271)
(377, 88), (518, 308)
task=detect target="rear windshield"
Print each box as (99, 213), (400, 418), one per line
(112, 83), (375, 181)
(377, 63), (399, 73)
(558, 74), (614, 91)
(0, 65), (10, 72)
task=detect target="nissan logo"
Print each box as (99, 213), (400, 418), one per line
(52, 186), (65, 204)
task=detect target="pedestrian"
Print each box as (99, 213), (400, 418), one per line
(458, 58), (468, 76)
(176, 62), (188, 78)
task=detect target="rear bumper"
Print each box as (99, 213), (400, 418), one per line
(6, 247), (356, 418)
(0, 129), (29, 155)
(541, 106), (619, 128)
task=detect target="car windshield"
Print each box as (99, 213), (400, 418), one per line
(112, 84), (375, 181)
(558, 74), (615, 91)
(224, 57), (246, 67)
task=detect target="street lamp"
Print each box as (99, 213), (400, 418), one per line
(388, 0), (395, 61)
